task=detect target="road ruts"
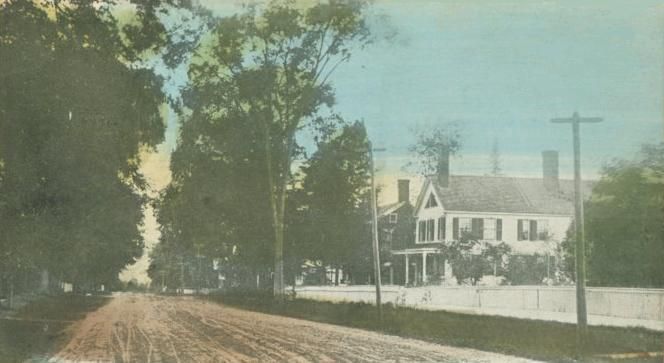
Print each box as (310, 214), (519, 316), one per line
(51, 293), (540, 363)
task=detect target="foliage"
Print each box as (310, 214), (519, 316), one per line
(407, 122), (462, 176)
(505, 255), (556, 286)
(289, 121), (373, 284)
(441, 232), (510, 285)
(180, 0), (372, 295)
(0, 0), (181, 289)
(575, 143), (664, 287)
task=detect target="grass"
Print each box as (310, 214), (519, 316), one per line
(206, 292), (664, 363)
(0, 294), (110, 363)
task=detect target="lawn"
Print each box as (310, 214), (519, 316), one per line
(0, 294), (110, 363)
(207, 292), (664, 363)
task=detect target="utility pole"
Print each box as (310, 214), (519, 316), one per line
(551, 112), (602, 354)
(368, 140), (385, 323)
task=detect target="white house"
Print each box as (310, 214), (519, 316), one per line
(391, 150), (594, 285)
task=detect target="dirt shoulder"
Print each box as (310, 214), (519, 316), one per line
(0, 294), (110, 363)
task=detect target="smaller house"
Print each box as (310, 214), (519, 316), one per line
(377, 179), (414, 285)
(391, 150), (594, 286)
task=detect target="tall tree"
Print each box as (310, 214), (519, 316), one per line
(0, 0), (188, 290)
(294, 121), (372, 284)
(489, 137), (503, 176)
(183, 0), (371, 296)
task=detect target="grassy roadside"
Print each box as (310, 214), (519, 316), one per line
(0, 294), (110, 363)
(205, 292), (663, 363)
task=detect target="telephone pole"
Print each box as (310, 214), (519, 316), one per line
(551, 112), (602, 354)
(368, 140), (385, 323)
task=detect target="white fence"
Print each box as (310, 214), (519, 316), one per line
(294, 285), (664, 322)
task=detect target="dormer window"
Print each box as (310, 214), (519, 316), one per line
(389, 213), (398, 223)
(425, 193), (438, 208)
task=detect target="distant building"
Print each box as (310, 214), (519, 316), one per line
(390, 150), (594, 286)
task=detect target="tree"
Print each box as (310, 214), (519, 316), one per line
(489, 138), (503, 176)
(182, 0), (372, 296)
(294, 121), (373, 285)
(407, 122), (462, 176)
(575, 143), (664, 287)
(0, 0), (187, 291)
(441, 231), (510, 285)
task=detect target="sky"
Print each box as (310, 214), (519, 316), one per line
(121, 0), (664, 284)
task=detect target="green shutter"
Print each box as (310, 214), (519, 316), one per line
(517, 220), (523, 241)
(496, 219), (502, 240)
(530, 220), (538, 241)
(453, 217), (459, 240)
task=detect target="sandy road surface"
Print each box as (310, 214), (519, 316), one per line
(50, 293), (538, 363)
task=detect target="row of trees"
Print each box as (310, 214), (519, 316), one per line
(0, 0), (197, 293)
(149, 1), (375, 295)
(150, 118), (375, 290)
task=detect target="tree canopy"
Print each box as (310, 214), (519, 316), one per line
(581, 143), (664, 287)
(0, 0), (186, 290)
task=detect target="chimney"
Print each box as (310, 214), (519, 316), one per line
(397, 179), (410, 203)
(542, 150), (559, 192)
(437, 148), (450, 187)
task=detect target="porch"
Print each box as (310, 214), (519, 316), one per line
(391, 248), (451, 286)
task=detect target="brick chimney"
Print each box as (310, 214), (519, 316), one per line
(437, 148), (450, 187)
(397, 179), (410, 203)
(542, 150), (559, 192)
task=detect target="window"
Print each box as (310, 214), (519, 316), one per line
(537, 220), (549, 240)
(437, 217), (446, 241)
(425, 193), (438, 208)
(459, 218), (472, 233)
(452, 217), (473, 240)
(389, 213), (398, 224)
(384, 230), (393, 242)
(418, 219), (436, 242)
(518, 219), (543, 241)
(483, 218), (496, 240)
(418, 220), (426, 242)
(427, 219), (435, 241)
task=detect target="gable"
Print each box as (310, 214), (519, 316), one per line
(414, 181), (444, 216)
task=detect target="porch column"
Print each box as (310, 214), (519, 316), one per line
(405, 254), (409, 285)
(422, 252), (428, 283)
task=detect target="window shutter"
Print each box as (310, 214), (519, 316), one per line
(530, 220), (538, 241)
(418, 221), (426, 242)
(471, 218), (481, 238)
(427, 219), (435, 241)
(441, 217), (446, 240)
(453, 217), (459, 240)
(496, 219), (502, 240)
(478, 218), (484, 239)
(517, 219), (523, 241)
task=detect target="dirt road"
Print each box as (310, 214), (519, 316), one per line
(51, 293), (538, 362)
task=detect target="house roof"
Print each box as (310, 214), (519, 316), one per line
(415, 175), (595, 216)
(378, 201), (406, 217)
